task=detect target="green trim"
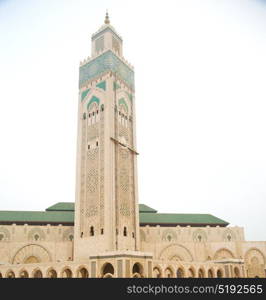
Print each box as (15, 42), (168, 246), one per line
(81, 89), (90, 101)
(118, 98), (128, 112)
(96, 81), (106, 91)
(87, 96), (100, 110)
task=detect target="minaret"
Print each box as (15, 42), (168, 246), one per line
(74, 14), (141, 260)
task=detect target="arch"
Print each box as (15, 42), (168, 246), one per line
(244, 248), (265, 265)
(24, 256), (40, 264)
(19, 269), (29, 278)
(103, 273), (113, 278)
(63, 228), (74, 241)
(176, 267), (185, 278)
(77, 266), (89, 278)
(32, 269), (43, 278)
(132, 262), (143, 277)
(198, 268), (206, 278)
(159, 244), (193, 262)
(87, 96), (100, 110)
(153, 266), (162, 278)
(5, 270), (15, 278)
(12, 244), (52, 264)
(0, 272), (2, 278)
(102, 262), (114, 277)
(118, 98), (128, 112)
(61, 267), (73, 278)
(46, 268), (57, 278)
(28, 228), (45, 241)
(187, 267), (196, 278)
(216, 268), (224, 278)
(162, 229), (177, 242)
(164, 266), (174, 278)
(214, 248), (235, 260)
(222, 229), (236, 242)
(245, 248), (265, 278)
(0, 227), (11, 241)
(207, 268), (215, 278)
(192, 229), (207, 242)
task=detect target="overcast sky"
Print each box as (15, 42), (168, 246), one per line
(0, 0), (266, 241)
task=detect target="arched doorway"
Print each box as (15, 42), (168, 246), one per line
(198, 268), (205, 278)
(62, 268), (72, 278)
(47, 269), (57, 278)
(165, 267), (174, 278)
(102, 263), (114, 278)
(132, 263), (144, 278)
(217, 269), (223, 278)
(6, 270), (15, 278)
(187, 267), (195, 278)
(208, 269), (214, 278)
(19, 270), (29, 278)
(176, 267), (185, 278)
(77, 267), (89, 278)
(153, 267), (162, 278)
(33, 269), (43, 278)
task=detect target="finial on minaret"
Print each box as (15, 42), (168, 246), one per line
(105, 10), (110, 24)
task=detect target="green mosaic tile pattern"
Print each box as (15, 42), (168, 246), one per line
(96, 81), (106, 91)
(118, 98), (128, 112)
(87, 95), (100, 110)
(81, 89), (90, 101)
(79, 50), (134, 89)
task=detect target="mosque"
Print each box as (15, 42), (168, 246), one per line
(0, 14), (265, 278)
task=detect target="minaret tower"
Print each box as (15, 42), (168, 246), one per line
(74, 13), (143, 261)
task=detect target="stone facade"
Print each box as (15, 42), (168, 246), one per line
(0, 14), (265, 278)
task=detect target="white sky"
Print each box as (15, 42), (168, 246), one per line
(0, 0), (266, 241)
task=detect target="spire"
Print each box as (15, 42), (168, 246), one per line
(104, 11), (110, 24)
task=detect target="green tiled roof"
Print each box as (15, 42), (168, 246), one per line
(139, 204), (157, 213)
(46, 202), (74, 211)
(0, 210), (73, 224)
(139, 213), (228, 226)
(0, 202), (229, 226)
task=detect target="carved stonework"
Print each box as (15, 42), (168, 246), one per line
(12, 244), (51, 264)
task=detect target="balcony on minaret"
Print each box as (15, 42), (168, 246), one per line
(91, 12), (123, 57)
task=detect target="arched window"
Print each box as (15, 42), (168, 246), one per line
(34, 234), (40, 241)
(90, 226), (94, 236)
(123, 227), (127, 237)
